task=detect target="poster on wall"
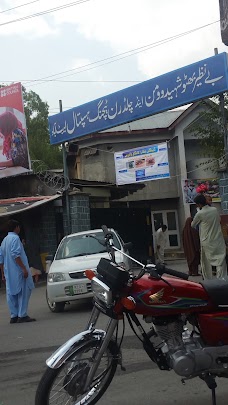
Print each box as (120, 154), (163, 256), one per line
(114, 142), (170, 186)
(183, 178), (221, 204)
(0, 83), (31, 179)
(219, 0), (228, 46)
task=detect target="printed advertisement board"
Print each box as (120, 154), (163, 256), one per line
(0, 83), (31, 179)
(183, 178), (221, 204)
(114, 142), (170, 186)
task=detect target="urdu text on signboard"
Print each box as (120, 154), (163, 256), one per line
(49, 53), (228, 145)
(0, 83), (31, 179)
(114, 142), (170, 186)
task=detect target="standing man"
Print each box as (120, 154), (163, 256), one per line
(191, 194), (227, 279)
(1, 219), (36, 323)
(0, 246), (4, 288)
(155, 225), (168, 264)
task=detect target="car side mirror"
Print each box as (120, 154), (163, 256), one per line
(123, 242), (132, 251)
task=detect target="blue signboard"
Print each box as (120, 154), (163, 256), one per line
(49, 53), (228, 145)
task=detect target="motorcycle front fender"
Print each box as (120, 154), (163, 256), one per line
(46, 329), (106, 369)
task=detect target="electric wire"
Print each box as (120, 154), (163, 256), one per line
(24, 20), (219, 88)
(0, 0), (92, 28)
(0, 19), (219, 90)
(0, 6), (221, 188)
(39, 102), (224, 191)
(0, 0), (41, 14)
(32, 149), (223, 192)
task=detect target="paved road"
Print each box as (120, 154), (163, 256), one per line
(0, 261), (228, 405)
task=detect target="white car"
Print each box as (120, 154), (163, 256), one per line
(46, 228), (131, 312)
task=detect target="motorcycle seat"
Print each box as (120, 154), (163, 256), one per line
(201, 279), (228, 306)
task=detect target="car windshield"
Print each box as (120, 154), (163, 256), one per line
(55, 231), (121, 260)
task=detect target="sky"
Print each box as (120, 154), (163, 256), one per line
(0, 0), (227, 116)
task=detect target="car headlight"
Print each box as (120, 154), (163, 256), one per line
(48, 273), (66, 283)
(91, 277), (112, 306)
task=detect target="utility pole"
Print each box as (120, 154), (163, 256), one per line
(214, 48), (228, 160)
(59, 100), (71, 235)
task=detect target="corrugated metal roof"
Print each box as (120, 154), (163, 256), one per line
(100, 109), (185, 133)
(0, 195), (61, 217)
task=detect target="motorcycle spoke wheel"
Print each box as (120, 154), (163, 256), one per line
(35, 338), (118, 405)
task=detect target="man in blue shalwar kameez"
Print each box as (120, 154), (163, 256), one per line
(1, 219), (36, 323)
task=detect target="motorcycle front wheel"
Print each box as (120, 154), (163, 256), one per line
(35, 337), (118, 405)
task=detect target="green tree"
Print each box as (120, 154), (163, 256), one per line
(191, 96), (228, 161)
(22, 87), (63, 169)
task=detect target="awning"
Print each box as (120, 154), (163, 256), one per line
(0, 195), (61, 217)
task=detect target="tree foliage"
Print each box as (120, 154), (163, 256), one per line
(191, 95), (228, 160)
(22, 87), (63, 169)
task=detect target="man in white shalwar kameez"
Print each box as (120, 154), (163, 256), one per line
(191, 194), (227, 279)
(155, 225), (168, 264)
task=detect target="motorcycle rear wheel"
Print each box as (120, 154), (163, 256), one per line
(35, 338), (118, 405)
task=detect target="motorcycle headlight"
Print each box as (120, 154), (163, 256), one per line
(91, 277), (112, 306)
(48, 273), (66, 283)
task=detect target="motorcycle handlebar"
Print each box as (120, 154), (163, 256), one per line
(155, 264), (189, 280)
(100, 225), (189, 281)
(101, 225), (114, 240)
(101, 225), (109, 236)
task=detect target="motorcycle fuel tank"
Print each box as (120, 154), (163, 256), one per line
(131, 275), (214, 316)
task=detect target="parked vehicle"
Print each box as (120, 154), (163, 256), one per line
(46, 228), (131, 312)
(36, 226), (227, 405)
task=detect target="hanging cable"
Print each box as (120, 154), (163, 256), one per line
(0, 0), (93, 28)
(0, 19), (219, 88)
(0, 0), (41, 14)
(26, 20), (219, 88)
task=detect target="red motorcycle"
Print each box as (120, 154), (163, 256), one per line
(36, 226), (228, 405)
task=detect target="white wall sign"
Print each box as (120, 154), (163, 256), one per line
(114, 142), (170, 186)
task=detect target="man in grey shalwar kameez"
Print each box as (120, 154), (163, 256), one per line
(191, 194), (227, 279)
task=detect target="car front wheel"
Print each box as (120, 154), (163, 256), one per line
(46, 290), (65, 313)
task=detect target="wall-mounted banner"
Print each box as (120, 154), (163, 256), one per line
(0, 83), (31, 179)
(114, 142), (170, 186)
(49, 53), (228, 145)
(183, 178), (221, 204)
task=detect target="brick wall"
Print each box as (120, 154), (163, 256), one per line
(39, 203), (57, 255)
(16, 204), (57, 271)
(63, 193), (90, 235)
(219, 171), (228, 213)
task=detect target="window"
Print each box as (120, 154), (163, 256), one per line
(56, 231), (121, 259)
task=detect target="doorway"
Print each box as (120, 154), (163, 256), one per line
(151, 210), (180, 251)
